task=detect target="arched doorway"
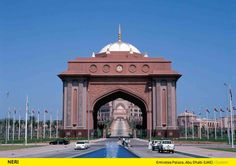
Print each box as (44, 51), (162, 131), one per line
(92, 89), (147, 138)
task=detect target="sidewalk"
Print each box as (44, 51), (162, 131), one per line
(175, 146), (236, 158)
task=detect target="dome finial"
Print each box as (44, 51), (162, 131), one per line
(118, 24), (122, 42)
(92, 52), (95, 57)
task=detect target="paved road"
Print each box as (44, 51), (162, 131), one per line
(3, 138), (191, 158)
(132, 138), (236, 158)
(13, 139), (109, 158)
(110, 119), (130, 137)
(1, 138), (235, 158)
(127, 139), (192, 158)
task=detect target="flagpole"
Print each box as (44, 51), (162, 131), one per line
(199, 118), (202, 139)
(220, 109), (223, 139)
(206, 110), (209, 140)
(192, 111), (194, 140)
(56, 110), (59, 138)
(227, 108), (231, 144)
(5, 115), (8, 144)
(25, 96), (29, 145)
(30, 110), (33, 139)
(185, 110), (187, 140)
(198, 111), (202, 140)
(7, 108), (10, 141)
(43, 110), (46, 139)
(37, 110), (39, 139)
(229, 85), (234, 148)
(13, 108), (16, 141)
(6, 91), (10, 143)
(225, 83), (234, 148)
(49, 112), (52, 139)
(214, 109), (217, 140)
(18, 114), (21, 140)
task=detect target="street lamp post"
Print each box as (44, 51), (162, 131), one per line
(224, 83), (234, 148)
(226, 108), (231, 144)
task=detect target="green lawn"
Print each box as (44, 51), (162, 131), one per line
(174, 138), (236, 144)
(0, 145), (39, 151)
(202, 147), (236, 153)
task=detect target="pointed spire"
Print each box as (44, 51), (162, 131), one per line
(118, 24), (122, 42)
(92, 52), (95, 57)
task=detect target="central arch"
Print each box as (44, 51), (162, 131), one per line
(92, 89), (148, 131)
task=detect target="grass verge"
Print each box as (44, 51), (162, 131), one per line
(0, 137), (98, 144)
(201, 147), (236, 153)
(0, 145), (40, 151)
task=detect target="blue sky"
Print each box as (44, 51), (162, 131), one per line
(0, 0), (235, 120)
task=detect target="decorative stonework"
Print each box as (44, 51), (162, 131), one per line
(142, 64), (150, 73)
(116, 65), (123, 73)
(128, 64), (137, 73)
(88, 84), (150, 110)
(103, 64), (110, 73)
(89, 64), (97, 73)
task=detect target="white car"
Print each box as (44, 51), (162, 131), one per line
(74, 141), (89, 150)
(157, 140), (175, 153)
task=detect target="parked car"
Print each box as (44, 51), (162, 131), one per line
(157, 140), (175, 153)
(151, 140), (161, 151)
(74, 141), (89, 150)
(49, 139), (70, 145)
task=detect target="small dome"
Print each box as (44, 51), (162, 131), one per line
(99, 41), (141, 54)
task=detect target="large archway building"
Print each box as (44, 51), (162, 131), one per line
(58, 28), (181, 138)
